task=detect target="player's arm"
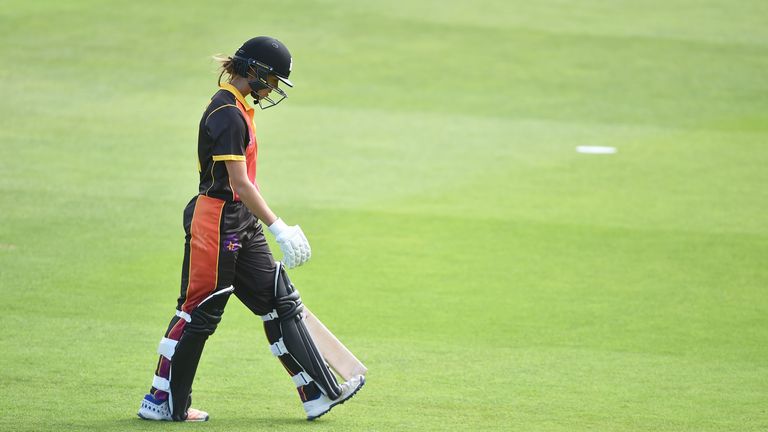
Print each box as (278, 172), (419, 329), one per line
(225, 160), (277, 224)
(225, 160), (311, 268)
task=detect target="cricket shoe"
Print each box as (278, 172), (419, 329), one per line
(137, 394), (209, 422)
(304, 374), (365, 421)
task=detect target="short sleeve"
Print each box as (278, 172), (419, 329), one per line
(205, 106), (247, 161)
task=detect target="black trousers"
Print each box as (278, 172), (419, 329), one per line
(149, 195), (321, 408)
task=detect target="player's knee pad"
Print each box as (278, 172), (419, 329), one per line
(155, 287), (234, 366)
(262, 263), (342, 400)
(186, 286), (234, 336)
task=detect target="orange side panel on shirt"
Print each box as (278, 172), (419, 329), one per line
(232, 101), (258, 201)
(181, 195), (225, 313)
(246, 136), (257, 186)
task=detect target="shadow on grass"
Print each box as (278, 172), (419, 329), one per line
(105, 416), (328, 431)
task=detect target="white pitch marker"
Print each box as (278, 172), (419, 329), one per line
(576, 146), (617, 154)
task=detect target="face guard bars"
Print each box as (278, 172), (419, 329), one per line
(233, 55), (291, 110)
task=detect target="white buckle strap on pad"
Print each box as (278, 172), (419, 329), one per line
(152, 375), (171, 392)
(261, 309), (278, 321)
(175, 309), (191, 323)
(157, 338), (178, 360)
(291, 371), (313, 387)
(270, 338), (287, 356)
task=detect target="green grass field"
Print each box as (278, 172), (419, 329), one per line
(1, 1), (767, 430)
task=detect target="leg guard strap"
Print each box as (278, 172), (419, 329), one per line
(175, 309), (192, 322)
(269, 338), (288, 356)
(291, 371), (314, 387)
(153, 375), (170, 392)
(157, 337), (178, 360)
(261, 309), (279, 321)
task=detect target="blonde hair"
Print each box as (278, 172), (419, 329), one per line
(213, 54), (238, 85)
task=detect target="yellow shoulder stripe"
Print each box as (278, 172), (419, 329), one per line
(205, 104), (238, 123)
(212, 154), (246, 161)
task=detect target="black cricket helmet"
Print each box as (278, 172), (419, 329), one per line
(232, 36), (293, 109)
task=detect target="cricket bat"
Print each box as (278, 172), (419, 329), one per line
(304, 307), (368, 380)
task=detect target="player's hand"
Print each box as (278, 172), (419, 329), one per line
(268, 218), (311, 268)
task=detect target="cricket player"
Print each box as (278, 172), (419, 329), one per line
(137, 36), (365, 422)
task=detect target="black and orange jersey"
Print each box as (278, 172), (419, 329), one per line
(197, 83), (258, 201)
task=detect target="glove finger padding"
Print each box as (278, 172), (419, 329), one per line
(273, 222), (311, 269)
(299, 230), (311, 263)
(284, 240), (298, 268)
(293, 228), (310, 267)
(279, 237), (297, 268)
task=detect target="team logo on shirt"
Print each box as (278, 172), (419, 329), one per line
(224, 234), (241, 252)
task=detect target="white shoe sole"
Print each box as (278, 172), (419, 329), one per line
(137, 412), (209, 422)
(307, 377), (366, 421)
(137, 406), (209, 422)
(137, 410), (171, 421)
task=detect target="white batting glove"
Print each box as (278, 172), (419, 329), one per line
(268, 218), (312, 269)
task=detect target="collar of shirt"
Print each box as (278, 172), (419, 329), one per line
(219, 82), (254, 113)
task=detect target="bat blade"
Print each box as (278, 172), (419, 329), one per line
(304, 307), (367, 380)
